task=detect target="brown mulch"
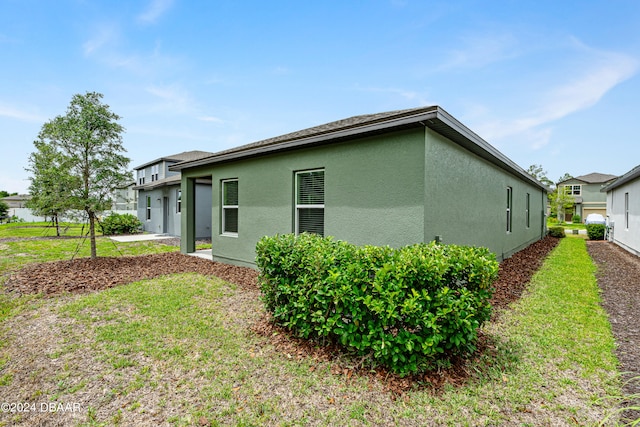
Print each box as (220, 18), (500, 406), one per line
(3, 237), (561, 395)
(587, 241), (640, 420)
(4, 237), (640, 402)
(4, 252), (258, 296)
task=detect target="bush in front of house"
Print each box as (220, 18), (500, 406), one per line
(572, 214), (581, 223)
(548, 226), (566, 238)
(99, 213), (143, 235)
(586, 224), (606, 240)
(255, 233), (499, 375)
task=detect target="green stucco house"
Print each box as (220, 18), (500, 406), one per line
(557, 172), (617, 222)
(170, 106), (548, 267)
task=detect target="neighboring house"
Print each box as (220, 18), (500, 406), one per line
(113, 182), (137, 211)
(602, 165), (640, 256)
(133, 151), (214, 238)
(170, 105), (548, 268)
(2, 194), (30, 208)
(557, 172), (617, 222)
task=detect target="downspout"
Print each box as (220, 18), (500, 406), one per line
(541, 189), (547, 239)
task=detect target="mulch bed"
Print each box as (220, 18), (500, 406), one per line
(4, 252), (258, 296)
(587, 241), (640, 421)
(3, 236), (561, 396)
(5, 235), (640, 420)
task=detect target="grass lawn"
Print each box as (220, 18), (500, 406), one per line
(0, 222), (99, 238)
(0, 235), (626, 426)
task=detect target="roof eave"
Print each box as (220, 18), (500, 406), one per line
(602, 166), (640, 192)
(169, 106), (547, 191)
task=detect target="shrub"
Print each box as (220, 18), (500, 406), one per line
(586, 224), (606, 240)
(99, 213), (142, 235)
(572, 215), (581, 223)
(548, 226), (566, 238)
(255, 233), (499, 375)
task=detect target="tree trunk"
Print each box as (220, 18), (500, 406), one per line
(54, 214), (60, 237)
(88, 210), (97, 259)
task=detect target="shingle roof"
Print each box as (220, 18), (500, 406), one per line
(602, 165), (640, 192)
(133, 174), (181, 191)
(169, 105), (548, 191)
(566, 172), (618, 184)
(134, 150), (214, 170)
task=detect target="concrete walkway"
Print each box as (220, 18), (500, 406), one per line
(109, 233), (213, 260)
(109, 233), (175, 242)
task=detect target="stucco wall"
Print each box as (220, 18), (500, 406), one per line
(138, 184), (211, 238)
(184, 129), (426, 266)
(607, 180), (640, 256)
(182, 126), (545, 266)
(423, 128), (546, 260)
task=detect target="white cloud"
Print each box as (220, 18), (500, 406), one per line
(145, 84), (196, 114)
(438, 33), (520, 71)
(138, 0), (174, 24)
(473, 48), (639, 149)
(197, 116), (224, 124)
(355, 85), (432, 106)
(0, 103), (43, 123)
(82, 24), (119, 56)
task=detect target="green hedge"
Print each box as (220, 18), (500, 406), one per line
(586, 224), (606, 240)
(99, 213), (143, 235)
(548, 226), (566, 238)
(255, 233), (499, 375)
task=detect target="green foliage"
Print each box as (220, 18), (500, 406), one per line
(586, 224), (605, 240)
(28, 91), (132, 258)
(572, 214), (581, 223)
(0, 200), (8, 218)
(255, 233), (499, 375)
(548, 226), (566, 238)
(99, 213), (142, 235)
(526, 164), (554, 187)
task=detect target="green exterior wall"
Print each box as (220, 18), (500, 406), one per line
(561, 179), (609, 219)
(180, 126), (546, 267)
(423, 128), (545, 259)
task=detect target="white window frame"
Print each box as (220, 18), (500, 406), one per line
(138, 169), (145, 185)
(146, 195), (151, 221)
(176, 189), (182, 214)
(295, 169), (325, 236)
(625, 192), (629, 230)
(221, 179), (238, 237)
(150, 165), (159, 182)
(564, 184), (581, 196)
(525, 192), (530, 228)
(506, 186), (513, 233)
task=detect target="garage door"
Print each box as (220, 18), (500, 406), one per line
(583, 208), (606, 218)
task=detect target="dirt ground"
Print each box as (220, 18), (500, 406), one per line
(587, 241), (640, 420)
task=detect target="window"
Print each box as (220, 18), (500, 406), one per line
(506, 187), (513, 233)
(176, 189), (182, 213)
(221, 179), (238, 235)
(625, 192), (629, 229)
(150, 165), (159, 182)
(295, 169), (324, 236)
(564, 185), (581, 195)
(526, 193), (530, 228)
(138, 169), (145, 185)
(146, 196), (151, 220)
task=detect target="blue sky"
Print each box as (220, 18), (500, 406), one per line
(1, 0), (639, 194)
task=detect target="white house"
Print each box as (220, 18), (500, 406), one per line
(603, 165), (640, 256)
